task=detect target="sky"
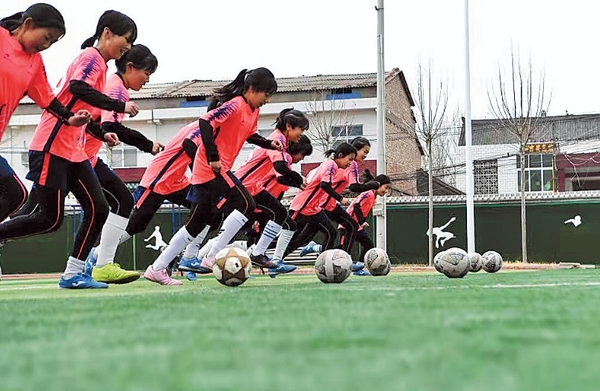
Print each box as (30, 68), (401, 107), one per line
(6, 0), (600, 118)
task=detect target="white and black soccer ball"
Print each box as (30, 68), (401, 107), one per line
(481, 250), (503, 273)
(314, 249), (353, 283)
(212, 247), (252, 287)
(433, 251), (446, 273)
(468, 252), (483, 272)
(364, 247), (391, 276)
(438, 250), (470, 278)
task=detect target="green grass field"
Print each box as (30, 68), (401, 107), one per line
(1, 269), (600, 391)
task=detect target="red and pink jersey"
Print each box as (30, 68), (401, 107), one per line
(235, 129), (287, 196)
(29, 47), (107, 162)
(0, 27), (54, 141)
(319, 160), (360, 211)
(190, 96), (260, 186)
(289, 159), (338, 217)
(265, 150), (293, 199)
(343, 190), (376, 231)
(139, 120), (203, 195)
(85, 73), (129, 166)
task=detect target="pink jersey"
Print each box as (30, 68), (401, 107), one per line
(29, 47), (107, 162)
(191, 96), (260, 186)
(289, 159), (338, 217)
(84, 73), (129, 166)
(343, 190), (376, 231)
(0, 27), (54, 140)
(139, 120), (203, 195)
(264, 150), (293, 199)
(319, 160), (360, 211)
(235, 129), (287, 196)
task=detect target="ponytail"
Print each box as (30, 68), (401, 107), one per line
(208, 67), (277, 110)
(0, 12), (24, 31)
(1, 4), (65, 37)
(81, 36), (97, 49)
(208, 69), (248, 110)
(324, 142), (357, 159)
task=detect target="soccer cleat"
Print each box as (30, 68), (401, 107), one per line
(352, 262), (365, 272)
(92, 263), (140, 284)
(185, 272), (197, 281)
(179, 256), (212, 274)
(353, 269), (371, 276)
(300, 241), (318, 257)
(59, 273), (108, 289)
(250, 254), (278, 269)
(143, 265), (183, 286)
(83, 247), (97, 277)
(268, 261), (297, 277)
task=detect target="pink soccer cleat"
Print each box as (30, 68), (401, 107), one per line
(144, 265), (183, 286)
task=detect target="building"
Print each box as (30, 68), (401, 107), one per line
(5, 69), (423, 196)
(456, 113), (600, 194)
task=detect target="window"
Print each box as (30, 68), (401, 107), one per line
(331, 125), (363, 148)
(517, 153), (553, 192)
(110, 147), (138, 168)
(474, 159), (498, 194)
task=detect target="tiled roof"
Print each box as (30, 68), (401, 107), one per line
(458, 113), (600, 146)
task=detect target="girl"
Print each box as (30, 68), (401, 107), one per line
(0, 3), (91, 223)
(178, 109), (310, 276)
(300, 137), (380, 274)
(144, 67), (281, 285)
(84, 44), (163, 284)
(340, 173), (392, 265)
(0, 10), (139, 289)
(273, 142), (357, 263)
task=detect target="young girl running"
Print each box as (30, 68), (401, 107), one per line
(341, 173), (392, 264)
(178, 109), (309, 275)
(83, 44), (163, 284)
(144, 67), (280, 285)
(0, 10), (139, 289)
(272, 142), (357, 263)
(0, 4), (91, 224)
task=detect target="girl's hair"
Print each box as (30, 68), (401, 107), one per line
(115, 44), (158, 74)
(0, 3), (66, 37)
(350, 136), (371, 151)
(81, 10), (137, 49)
(274, 108), (309, 132)
(363, 169), (391, 185)
(324, 142), (357, 159)
(288, 135), (313, 156)
(208, 67), (277, 110)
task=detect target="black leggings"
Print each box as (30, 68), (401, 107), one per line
(341, 228), (374, 262)
(0, 174), (28, 222)
(253, 190), (297, 230)
(283, 210), (337, 260)
(94, 159), (134, 218)
(326, 204), (360, 254)
(126, 186), (191, 236)
(0, 162), (109, 260)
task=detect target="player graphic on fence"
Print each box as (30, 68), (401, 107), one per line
(426, 216), (456, 248)
(144, 226), (169, 251)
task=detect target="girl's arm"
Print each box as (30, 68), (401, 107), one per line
(69, 80), (126, 113)
(102, 122), (154, 153)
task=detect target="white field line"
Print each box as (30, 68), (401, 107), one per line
(0, 285), (49, 292)
(344, 281), (600, 292)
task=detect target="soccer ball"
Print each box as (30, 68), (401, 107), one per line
(481, 250), (503, 273)
(364, 247), (391, 276)
(314, 249), (353, 283)
(433, 251), (446, 273)
(212, 247), (252, 287)
(468, 252), (483, 272)
(438, 250), (469, 278)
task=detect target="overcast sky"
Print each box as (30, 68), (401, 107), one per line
(6, 0), (599, 118)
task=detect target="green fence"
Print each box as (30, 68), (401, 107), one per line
(1, 198), (598, 274)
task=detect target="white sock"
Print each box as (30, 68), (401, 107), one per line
(92, 231), (131, 260)
(313, 244), (323, 254)
(63, 256), (85, 279)
(207, 210), (248, 258)
(272, 229), (295, 262)
(197, 238), (215, 259)
(96, 213), (129, 268)
(152, 226), (193, 271)
(182, 225), (210, 260)
(252, 220), (282, 256)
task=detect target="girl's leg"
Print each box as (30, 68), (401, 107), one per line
(0, 156), (28, 222)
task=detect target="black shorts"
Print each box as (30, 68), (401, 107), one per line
(26, 151), (95, 193)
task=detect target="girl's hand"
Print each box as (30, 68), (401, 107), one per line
(210, 160), (222, 173)
(104, 132), (120, 147)
(125, 102), (140, 117)
(341, 197), (351, 206)
(361, 222), (370, 228)
(151, 141), (165, 155)
(67, 110), (91, 126)
(271, 140), (283, 151)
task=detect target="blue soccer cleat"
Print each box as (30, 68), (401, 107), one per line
(300, 241), (318, 257)
(352, 262), (365, 272)
(83, 247), (97, 277)
(185, 271), (198, 281)
(59, 273), (108, 289)
(268, 261), (297, 278)
(178, 256), (212, 274)
(353, 269), (371, 276)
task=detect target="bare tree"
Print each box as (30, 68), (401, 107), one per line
(487, 48), (551, 263)
(303, 89), (356, 154)
(412, 61), (454, 266)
